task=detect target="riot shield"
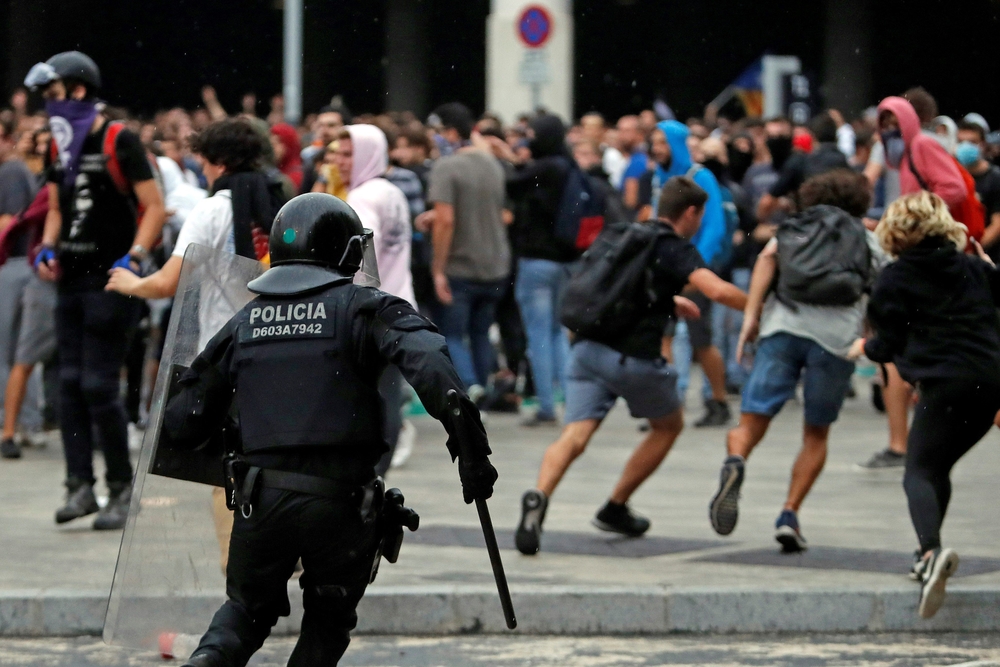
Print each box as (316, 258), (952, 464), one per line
(104, 244), (264, 649)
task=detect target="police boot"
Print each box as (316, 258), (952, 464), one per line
(93, 482), (132, 531)
(55, 478), (99, 524)
(181, 653), (224, 667)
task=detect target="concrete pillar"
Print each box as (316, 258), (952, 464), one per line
(822, 0), (873, 116)
(486, 0), (573, 123)
(386, 0), (430, 116)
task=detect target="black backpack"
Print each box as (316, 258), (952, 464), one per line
(560, 221), (667, 342)
(553, 158), (606, 253)
(775, 204), (872, 307)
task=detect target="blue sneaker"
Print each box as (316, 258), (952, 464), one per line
(709, 455), (745, 536)
(775, 509), (807, 553)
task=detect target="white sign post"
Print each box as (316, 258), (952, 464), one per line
(487, 0), (573, 122)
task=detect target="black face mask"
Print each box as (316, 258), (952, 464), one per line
(702, 157), (726, 182)
(727, 147), (753, 183)
(766, 136), (794, 171)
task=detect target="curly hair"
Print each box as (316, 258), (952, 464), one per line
(188, 118), (265, 173)
(875, 191), (967, 256)
(798, 169), (872, 218)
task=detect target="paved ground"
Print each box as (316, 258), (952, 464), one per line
(4, 376), (1000, 638)
(3, 633), (1000, 666)
(5, 378), (999, 594)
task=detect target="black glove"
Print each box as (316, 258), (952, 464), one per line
(458, 456), (498, 504)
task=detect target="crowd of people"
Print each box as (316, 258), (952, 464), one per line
(2, 50), (999, 629)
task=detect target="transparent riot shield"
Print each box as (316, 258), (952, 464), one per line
(104, 244), (264, 649)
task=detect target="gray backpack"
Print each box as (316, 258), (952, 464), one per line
(775, 205), (872, 306)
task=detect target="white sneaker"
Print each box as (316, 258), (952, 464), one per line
(127, 423), (145, 453)
(918, 547), (959, 619)
(390, 420), (416, 469)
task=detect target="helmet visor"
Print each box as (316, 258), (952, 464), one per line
(352, 229), (380, 288)
(24, 62), (58, 90)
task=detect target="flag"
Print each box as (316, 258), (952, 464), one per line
(731, 58), (763, 118)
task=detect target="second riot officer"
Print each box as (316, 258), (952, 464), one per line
(164, 193), (498, 667)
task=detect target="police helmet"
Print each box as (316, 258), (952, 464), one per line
(248, 193), (379, 296)
(24, 51), (101, 93)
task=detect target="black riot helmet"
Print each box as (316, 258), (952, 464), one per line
(25, 51), (101, 94)
(248, 193), (379, 296)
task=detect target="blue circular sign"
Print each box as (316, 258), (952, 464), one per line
(518, 6), (552, 48)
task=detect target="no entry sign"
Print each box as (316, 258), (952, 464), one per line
(517, 5), (552, 48)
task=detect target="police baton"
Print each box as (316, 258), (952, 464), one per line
(447, 390), (517, 630)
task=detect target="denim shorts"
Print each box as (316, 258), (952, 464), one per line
(564, 339), (682, 423)
(741, 332), (855, 426)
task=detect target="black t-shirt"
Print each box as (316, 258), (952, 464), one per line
(974, 165), (1000, 261)
(769, 144), (849, 198)
(637, 169), (655, 213)
(48, 122), (153, 289)
(609, 225), (706, 359)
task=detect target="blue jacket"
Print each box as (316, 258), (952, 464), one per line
(653, 120), (726, 266)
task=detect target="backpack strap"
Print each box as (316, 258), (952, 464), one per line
(906, 149), (929, 191)
(103, 121), (130, 195)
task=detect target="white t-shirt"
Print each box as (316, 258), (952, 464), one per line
(171, 190), (243, 351)
(602, 146), (628, 189)
(346, 178), (416, 307)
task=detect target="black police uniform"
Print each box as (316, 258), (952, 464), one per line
(164, 194), (496, 667)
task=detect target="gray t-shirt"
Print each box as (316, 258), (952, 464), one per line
(427, 150), (510, 281)
(759, 230), (888, 358)
(0, 159), (38, 257)
(0, 159), (35, 215)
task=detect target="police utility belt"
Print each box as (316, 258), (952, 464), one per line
(223, 455), (419, 576)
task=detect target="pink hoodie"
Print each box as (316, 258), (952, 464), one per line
(877, 96), (965, 209)
(344, 124), (415, 307)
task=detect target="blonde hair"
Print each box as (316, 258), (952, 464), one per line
(875, 191), (967, 256)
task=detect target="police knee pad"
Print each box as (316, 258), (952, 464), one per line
(302, 584), (360, 630)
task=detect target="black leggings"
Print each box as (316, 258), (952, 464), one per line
(904, 378), (1000, 553)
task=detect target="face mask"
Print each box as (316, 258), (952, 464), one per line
(702, 157), (726, 181)
(766, 136), (793, 170)
(727, 147), (753, 182)
(657, 153), (673, 171)
(45, 99), (100, 188)
(881, 130), (905, 169)
(955, 141), (982, 167)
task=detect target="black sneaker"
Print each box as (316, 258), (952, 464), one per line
(592, 501), (650, 537)
(515, 489), (548, 555)
(918, 547), (959, 619)
(709, 455), (745, 536)
(55, 479), (100, 524)
(695, 400), (731, 427)
(94, 483), (132, 531)
(0, 438), (21, 459)
(856, 448), (905, 470)
(774, 509), (808, 553)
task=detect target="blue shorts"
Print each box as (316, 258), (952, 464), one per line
(741, 332), (854, 426)
(564, 339), (682, 423)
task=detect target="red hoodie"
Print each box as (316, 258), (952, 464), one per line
(877, 96), (965, 209)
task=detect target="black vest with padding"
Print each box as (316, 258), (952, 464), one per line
(231, 282), (383, 454)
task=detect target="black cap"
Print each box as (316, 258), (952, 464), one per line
(47, 51), (101, 91)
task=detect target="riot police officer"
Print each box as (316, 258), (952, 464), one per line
(164, 193), (498, 667)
